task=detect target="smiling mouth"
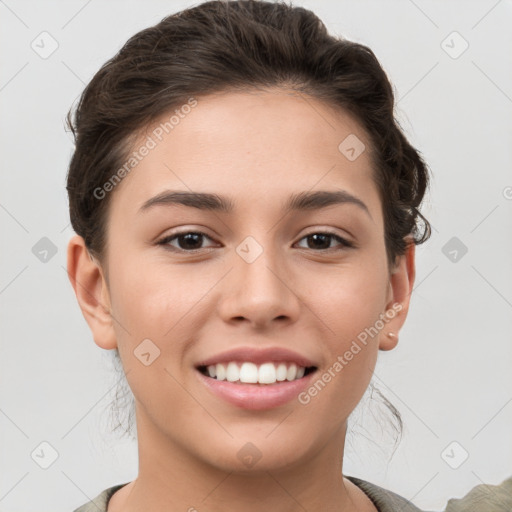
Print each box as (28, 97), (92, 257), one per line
(196, 362), (317, 385)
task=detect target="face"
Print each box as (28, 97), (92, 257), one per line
(69, 88), (414, 474)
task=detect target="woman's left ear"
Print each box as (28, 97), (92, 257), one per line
(379, 238), (416, 351)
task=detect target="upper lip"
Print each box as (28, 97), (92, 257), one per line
(195, 346), (318, 369)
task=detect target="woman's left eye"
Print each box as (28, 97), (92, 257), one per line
(295, 232), (354, 251)
(157, 230), (354, 253)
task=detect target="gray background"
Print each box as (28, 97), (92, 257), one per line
(1, 0), (511, 510)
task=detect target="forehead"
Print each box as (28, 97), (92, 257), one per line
(109, 88), (380, 218)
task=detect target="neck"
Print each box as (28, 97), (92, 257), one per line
(109, 404), (373, 512)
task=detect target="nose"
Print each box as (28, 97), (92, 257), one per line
(217, 239), (301, 330)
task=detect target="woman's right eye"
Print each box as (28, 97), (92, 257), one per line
(157, 231), (217, 252)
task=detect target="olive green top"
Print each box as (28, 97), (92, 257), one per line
(73, 475), (512, 512)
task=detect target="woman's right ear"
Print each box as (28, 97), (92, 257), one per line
(66, 235), (117, 350)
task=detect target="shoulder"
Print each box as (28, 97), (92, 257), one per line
(346, 476), (428, 512)
(72, 483), (129, 512)
(444, 475), (512, 512)
(347, 475), (512, 512)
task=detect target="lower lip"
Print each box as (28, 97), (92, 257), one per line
(195, 369), (317, 410)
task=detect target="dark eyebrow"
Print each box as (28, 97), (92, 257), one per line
(139, 189), (371, 218)
(285, 190), (371, 218)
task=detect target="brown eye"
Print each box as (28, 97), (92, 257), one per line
(296, 232), (353, 251)
(157, 231), (216, 252)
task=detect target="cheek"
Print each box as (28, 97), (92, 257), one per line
(302, 255), (389, 337)
(108, 243), (185, 322)
(107, 253), (214, 361)
(298, 272), (384, 423)
(298, 255), (387, 396)
(106, 262), (197, 412)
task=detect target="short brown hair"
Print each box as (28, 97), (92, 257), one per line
(66, 0), (431, 269)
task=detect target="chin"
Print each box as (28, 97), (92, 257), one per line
(195, 434), (315, 474)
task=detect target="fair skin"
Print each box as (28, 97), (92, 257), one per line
(67, 88), (415, 512)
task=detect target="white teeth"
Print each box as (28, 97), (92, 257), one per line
(276, 363), (287, 381)
(215, 363), (226, 381)
(226, 362), (239, 382)
(239, 362), (258, 383)
(258, 362), (276, 384)
(286, 363), (297, 381)
(203, 361), (311, 384)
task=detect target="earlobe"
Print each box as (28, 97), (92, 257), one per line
(379, 240), (416, 351)
(66, 235), (117, 350)
(381, 330), (399, 351)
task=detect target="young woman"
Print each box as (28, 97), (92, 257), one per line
(65, 1), (511, 511)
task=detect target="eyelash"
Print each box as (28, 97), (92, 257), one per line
(156, 230), (355, 253)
